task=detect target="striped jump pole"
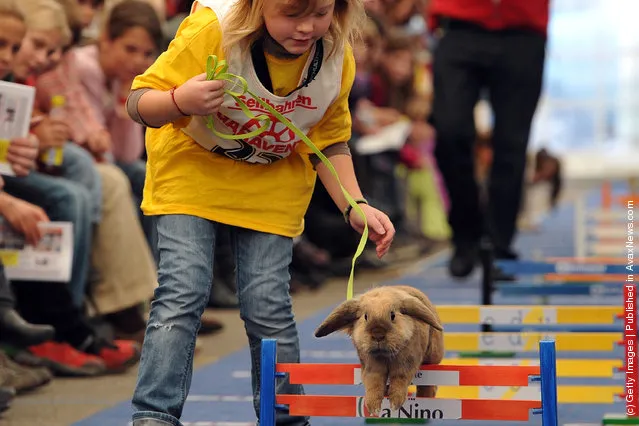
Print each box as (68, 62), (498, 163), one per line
(495, 260), (628, 275)
(495, 259), (628, 288)
(493, 259), (626, 283)
(490, 259), (627, 305)
(259, 339), (558, 425)
(437, 305), (623, 326)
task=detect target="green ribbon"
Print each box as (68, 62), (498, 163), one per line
(204, 55), (367, 300)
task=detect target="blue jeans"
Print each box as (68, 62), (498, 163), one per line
(116, 160), (158, 264)
(61, 143), (102, 224)
(132, 215), (308, 426)
(3, 171), (93, 308)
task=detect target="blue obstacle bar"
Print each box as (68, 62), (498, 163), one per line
(496, 260), (627, 275)
(495, 282), (624, 297)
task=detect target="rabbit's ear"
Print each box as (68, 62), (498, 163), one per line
(315, 299), (360, 337)
(400, 296), (443, 331)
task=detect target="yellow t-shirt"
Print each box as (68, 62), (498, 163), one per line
(131, 7), (355, 237)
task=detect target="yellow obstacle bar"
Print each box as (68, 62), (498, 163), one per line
(437, 305), (622, 325)
(445, 332), (621, 352)
(435, 385), (623, 404)
(442, 358), (623, 378)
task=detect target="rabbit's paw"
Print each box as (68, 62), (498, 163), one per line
(365, 394), (383, 417)
(389, 386), (408, 411)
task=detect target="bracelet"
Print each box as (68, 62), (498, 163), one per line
(170, 87), (189, 116)
(343, 198), (369, 223)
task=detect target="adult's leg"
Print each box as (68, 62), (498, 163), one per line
(486, 30), (547, 258)
(0, 264), (13, 310)
(13, 278), (140, 376)
(88, 163), (156, 316)
(132, 215), (216, 426)
(231, 226), (308, 426)
(431, 24), (486, 277)
(61, 142), (103, 225)
(0, 262), (55, 347)
(3, 173), (93, 307)
(115, 160), (157, 263)
(12, 280), (97, 349)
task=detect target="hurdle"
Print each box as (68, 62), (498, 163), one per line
(486, 258), (637, 423)
(574, 183), (635, 258)
(492, 259), (625, 306)
(434, 304), (625, 404)
(259, 339), (558, 425)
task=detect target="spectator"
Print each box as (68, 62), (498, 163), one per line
(3, 0), (143, 374)
(427, 0), (548, 277)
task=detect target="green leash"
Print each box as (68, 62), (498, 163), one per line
(204, 55), (368, 300)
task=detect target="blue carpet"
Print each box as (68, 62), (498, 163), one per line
(74, 190), (628, 425)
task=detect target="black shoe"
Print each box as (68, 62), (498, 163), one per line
(448, 244), (479, 278)
(0, 309), (55, 347)
(492, 247), (518, 281)
(0, 386), (15, 412)
(494, 247), (519, 260)
(492, 264), (516, 282)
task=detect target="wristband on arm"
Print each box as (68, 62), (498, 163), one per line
(343, 198), (368, 223)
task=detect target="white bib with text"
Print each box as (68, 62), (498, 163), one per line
(182, 0), (344, 165)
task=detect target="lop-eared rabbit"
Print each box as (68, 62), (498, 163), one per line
(314, 285), (444, 416)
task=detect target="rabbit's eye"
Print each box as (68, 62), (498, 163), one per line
(390, 311), (396, 321)
(364, 314), (368, 321)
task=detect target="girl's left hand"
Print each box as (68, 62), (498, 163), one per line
(348, 203), (395, 258)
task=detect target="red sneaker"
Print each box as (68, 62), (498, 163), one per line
(28, 342), (106, 377)
(94, 340), (141, 373)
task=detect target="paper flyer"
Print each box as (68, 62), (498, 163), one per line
(353, 120), (413, 155)
(0, 218), (74, 282)
(0, 80), (36, 176)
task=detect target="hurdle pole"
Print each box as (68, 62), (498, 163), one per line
(480, 235), (494, 333)
(260, 338), (279, 426)
(478, 172), (494, 333)
(574, 195), (586, 259)
(538, 340), (559, 426)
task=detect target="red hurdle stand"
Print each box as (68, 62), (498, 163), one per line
(259, 339), (558, 425)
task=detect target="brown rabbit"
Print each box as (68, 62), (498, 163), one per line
(314, 285), (444, 416)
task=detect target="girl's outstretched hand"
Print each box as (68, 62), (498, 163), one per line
(348, 203), (395, 258)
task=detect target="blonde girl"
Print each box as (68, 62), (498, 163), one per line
(126, 0), (395, 424)
(11, 0), (71, 83)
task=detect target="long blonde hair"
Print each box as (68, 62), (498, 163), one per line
(20, 0), (72, 46)
(222, 0), (367, 57)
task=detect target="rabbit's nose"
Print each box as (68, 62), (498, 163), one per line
(370, 326), (386, 342)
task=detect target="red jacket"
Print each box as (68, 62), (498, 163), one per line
(427, 0), (549, 36)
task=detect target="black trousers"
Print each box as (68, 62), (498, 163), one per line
(2, 261), (92, 346)
(11, 281), (93, 347)
(431, 20), (547, 254)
